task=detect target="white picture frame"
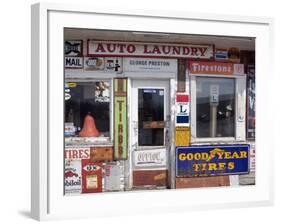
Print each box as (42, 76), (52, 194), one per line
(31, 2), (274, 221)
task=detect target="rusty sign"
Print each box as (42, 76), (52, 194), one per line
(90, 146), (113, 162)
(133, 170), (168, 187)
(114, 78), (128, 160)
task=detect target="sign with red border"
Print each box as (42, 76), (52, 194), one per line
(88, 40), (214, 59)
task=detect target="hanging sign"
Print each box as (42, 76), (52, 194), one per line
(123, 58), (177, 72)
(65, 40), (83, 56)
(176, 145), (250, 177)
(65, 57), (83, 68)
(114, 78), (128, 160)
(88, 40), (214, 59)
(133, 148), (167, 169)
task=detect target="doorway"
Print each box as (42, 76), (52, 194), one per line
(130, 79), (171, 189)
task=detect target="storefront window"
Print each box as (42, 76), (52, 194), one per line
(196, 77), (235, 138)
(138, 88), (165, 146)
(64, 81), (110, 137)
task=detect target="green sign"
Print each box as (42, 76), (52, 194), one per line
(114, 79), (127, 160)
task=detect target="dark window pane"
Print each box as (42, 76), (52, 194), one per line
(138, 89), (164, 146)
(64, 81), (110, 137)
(196, 77), (235, 138)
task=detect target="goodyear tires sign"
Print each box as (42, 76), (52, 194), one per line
(176, 145), (250, 177)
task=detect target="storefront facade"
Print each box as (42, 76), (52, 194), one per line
(64, 29), (255, 194)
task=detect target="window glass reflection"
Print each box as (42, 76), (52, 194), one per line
(196, 77), (235, 138)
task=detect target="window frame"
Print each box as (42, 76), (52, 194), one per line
(190, 74), (247, 144)
(64, 77), (114, 144)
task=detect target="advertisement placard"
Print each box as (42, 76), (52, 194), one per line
(176, 145), (250, 177)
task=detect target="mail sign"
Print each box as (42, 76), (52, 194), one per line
(176, 145), (249, 177)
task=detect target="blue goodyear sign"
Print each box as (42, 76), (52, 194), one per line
(176, 145), (250, 177)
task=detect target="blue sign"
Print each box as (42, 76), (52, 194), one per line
(176, 145), (250, 177)
(176, 116), (189, 123)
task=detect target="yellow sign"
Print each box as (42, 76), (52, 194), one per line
(175, 127), (190, 146)
(67, 82), (77, 88)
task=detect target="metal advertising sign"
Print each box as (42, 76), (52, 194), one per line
(64, 159), (82, 194)
(81, 160), (102, 193)
(88, 40), (214, 59)
(83, 57), (104, 70)
(176, 145), (250, 177)
(104, 161), (125, 191)
(64, 148), (90, 195)
(133, 170), (168, 187)
(64, 57), (83, 68)
(133, 148), (167, 169)
(215, 48), (228, 61)
(188, 61), (234, 75)
(175, 127), (190, 147)
(90, 146), (113, 162)
(64, 148), (90, 160)
(123, 58), (177, 72)
(176, 94), (190, 126)
(114, 78), (128, 160)
(104, 57), (123, 73)
(64, 40), (83, 56)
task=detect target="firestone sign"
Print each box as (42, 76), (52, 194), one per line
(88, 40), (214, 59)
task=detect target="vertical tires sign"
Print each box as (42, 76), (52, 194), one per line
(114, 78), (128, 160)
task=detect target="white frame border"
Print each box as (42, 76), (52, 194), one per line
(31, 2), (274, 221)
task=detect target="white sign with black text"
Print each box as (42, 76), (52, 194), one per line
(133, 148), (167, 169)
(65, 57), (83, 68)
(123, 58), (177, 73)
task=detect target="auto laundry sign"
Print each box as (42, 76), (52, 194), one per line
(88, 40), (214, 59)
(176, 145), (249, 177)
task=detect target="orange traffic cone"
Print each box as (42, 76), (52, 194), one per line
(79, 114), (100, 137)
